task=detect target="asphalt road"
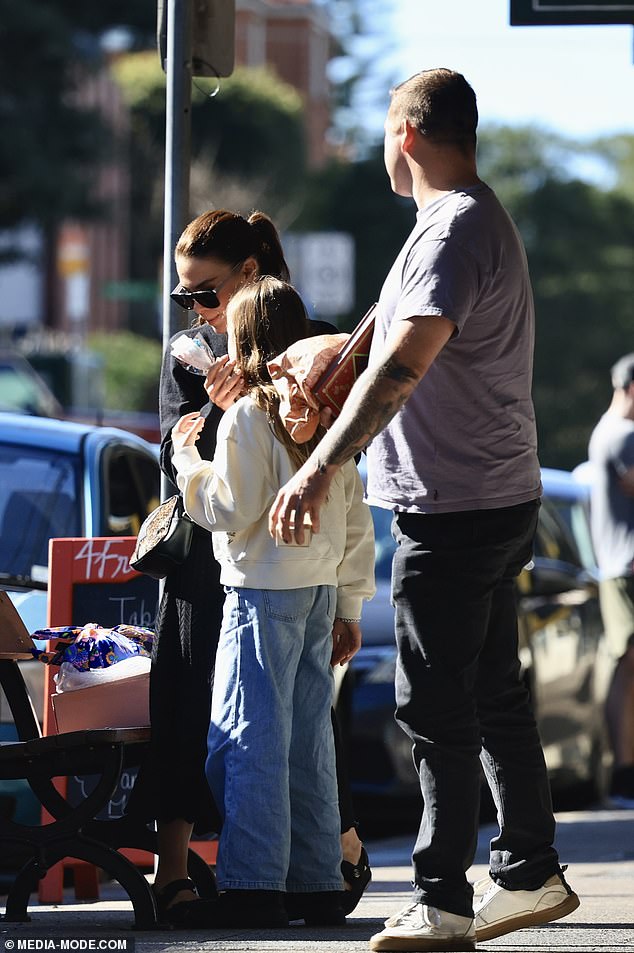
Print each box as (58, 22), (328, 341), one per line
(1, 807), (633, 952)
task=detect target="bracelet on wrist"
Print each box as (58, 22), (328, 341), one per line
(337, 617), (360, 624)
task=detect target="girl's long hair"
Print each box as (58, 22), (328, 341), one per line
(226, 277), (323, 470)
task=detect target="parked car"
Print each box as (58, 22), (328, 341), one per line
(0, 413), (161, 858)
(0, 412), (160, 708)
(0, 351), (65, 419)
(337, 467), (612, 813)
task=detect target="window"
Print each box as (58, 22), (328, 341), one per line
(102, 447), (160, 537)
(534, 497), (582, 568)
(0, 445), (80, 579)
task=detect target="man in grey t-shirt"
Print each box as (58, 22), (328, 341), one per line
(588, 353), (634, 807)
(270, 68), (578, 950)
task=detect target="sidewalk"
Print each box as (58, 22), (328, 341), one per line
(2, 808), (633, 952)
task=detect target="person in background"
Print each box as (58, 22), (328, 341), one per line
(127, 209), (371, 927)
(268, 68), (580, 952)
(169, 276), (375, 927)
(588, 352), (634, 809)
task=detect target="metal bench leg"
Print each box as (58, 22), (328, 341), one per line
(73, 838), (159, 930)
(3, 858), (42, 922)
(86, 817), (217, 903)
(5, 839), (159, 930)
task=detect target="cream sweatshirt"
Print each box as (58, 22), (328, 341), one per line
(172, 396), (376, 621)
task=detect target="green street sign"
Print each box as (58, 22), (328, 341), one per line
(102, 281), (158, 302)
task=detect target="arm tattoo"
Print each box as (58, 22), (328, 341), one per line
(314, 356), (418, 470)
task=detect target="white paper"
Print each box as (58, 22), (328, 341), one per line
(171, 332), (216, 375)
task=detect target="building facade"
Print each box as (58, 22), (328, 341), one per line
(235, 0), (331, 167)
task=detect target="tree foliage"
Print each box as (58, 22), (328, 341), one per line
(321, 0), (396, 154)
(0, 2), (105, 232)
(294, 146), (415, 329)
(114, 53), (306, 210)
(517, 178), (634, 468)
(476, 127), (634, 468)
(88, 330), (162, 413)
(0, 0), (155, 235)
(112, 52), (307, 333)
(592, 134), (634, 200)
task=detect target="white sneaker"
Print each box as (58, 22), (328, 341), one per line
(370, 903), (475, 951)
(471, 874), (493, 901)
(474, 872), (580, 941)
(382, 877), (490, 928)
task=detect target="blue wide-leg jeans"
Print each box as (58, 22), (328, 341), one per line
(206, 584), (343, 893)
(392, 501), (560, 919)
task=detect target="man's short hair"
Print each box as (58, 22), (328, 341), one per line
(389, 68), (478, 155)
(611, 353), (634, 390)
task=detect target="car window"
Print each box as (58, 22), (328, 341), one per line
(544, 493), (596, 572)
(534, 497), (582, 567)
(0, 445), (81, 579)
(0, 358), (62, 417)
(102, 447), (160, 536)
(134, 453), (161, 513)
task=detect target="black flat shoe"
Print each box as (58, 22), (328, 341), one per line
(341, 845), (371, 915)
(183, 889), (289, 928)
(286, 890), (346, 926)
(153, 877), (216, 927)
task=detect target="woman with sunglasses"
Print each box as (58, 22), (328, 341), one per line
(127, 209), (371, 927)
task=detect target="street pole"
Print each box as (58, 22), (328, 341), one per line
(161, 0), (192, 500)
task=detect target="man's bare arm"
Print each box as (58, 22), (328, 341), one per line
(313, 351), (419, 471)
(268, 314), (454, 542)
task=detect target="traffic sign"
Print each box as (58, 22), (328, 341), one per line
(290, 232), (355, 318)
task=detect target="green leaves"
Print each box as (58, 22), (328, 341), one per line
(476, 127), (634, 468)
(88, 331), (162, 413)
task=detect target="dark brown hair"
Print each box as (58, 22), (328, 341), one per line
(390, 68), (478, 156)
(176, 209), (290, 281)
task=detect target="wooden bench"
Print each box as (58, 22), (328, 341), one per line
(0, 590), (216, 928)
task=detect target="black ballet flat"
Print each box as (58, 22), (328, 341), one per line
(153, 878), (211, 927)
(285, 890), (346, 926)
(340, 845), (371, 915)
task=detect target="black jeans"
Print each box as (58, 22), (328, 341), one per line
(392, 500), (559, 918)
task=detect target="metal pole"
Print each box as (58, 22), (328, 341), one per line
(161, 0), (192, 500)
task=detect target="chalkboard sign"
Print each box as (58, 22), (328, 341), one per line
(68, 766), (141, 822)
(43, 535), (159, 741)
(48, 537), (159, 631)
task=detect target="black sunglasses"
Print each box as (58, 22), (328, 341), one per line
(170, 261), (243, 311)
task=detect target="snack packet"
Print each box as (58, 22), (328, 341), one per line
(171, 332), (216, 376)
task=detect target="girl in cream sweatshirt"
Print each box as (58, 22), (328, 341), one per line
(170, 277), (375, 928)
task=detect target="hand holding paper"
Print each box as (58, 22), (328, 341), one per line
(170, 331), (216, 375)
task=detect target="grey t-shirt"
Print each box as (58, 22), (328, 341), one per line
(366, 184), (541, 514)
(588, 411), (634, 580)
